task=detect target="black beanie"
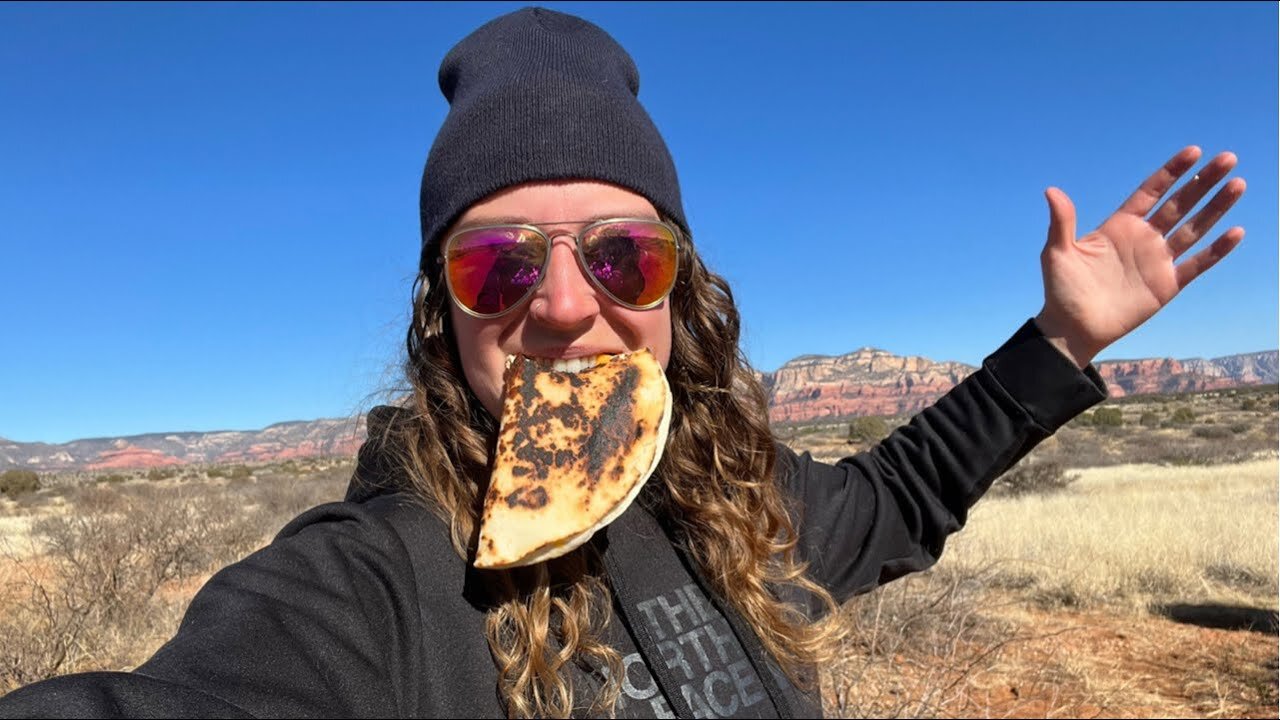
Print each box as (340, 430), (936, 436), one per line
(417, 7), (688, 274)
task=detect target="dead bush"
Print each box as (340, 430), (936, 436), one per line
(823, 566), (1024, 718)
(990, 459), (1078, 498)
(0, 484), (266, 691)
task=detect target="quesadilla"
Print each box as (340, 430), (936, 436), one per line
(473, 349), (671, 569)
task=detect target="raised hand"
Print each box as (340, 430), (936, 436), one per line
(1033, 146), (1246, 368)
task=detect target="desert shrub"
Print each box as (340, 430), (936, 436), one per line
(0, 469), (40, 498)
(145, 468), (177, 482)
(0, 485), (264, 691)
(97, 473), (129, 484)
(1192, 425), (1232, 440)
(1091, 407), (1123, 427)
(847, 416), (891, 444)
(1240, 397), (1258, 412)
(1073, 411), (1094, 427)
(1139, 411), (1161, 428)
(1171, 406), (1196, 424)
(825, 566), (1018, 718)
(991, 459), (1078, 498)
(1229, 423), (1249, 434)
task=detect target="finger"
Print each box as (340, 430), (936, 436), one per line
(1175, 227), (1244, 290)
(1147, 152), (1239, 236)
(1115, 146), (1201, 219)
(1167, 177), (1246, 259)
(1044, 187), (1077, 252)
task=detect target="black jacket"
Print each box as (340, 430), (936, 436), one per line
(0, 320), (1105, 718)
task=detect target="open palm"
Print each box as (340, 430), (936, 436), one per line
(1035, 147), (1246, 368)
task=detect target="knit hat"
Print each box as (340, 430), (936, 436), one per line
(417, 7), (688, 274)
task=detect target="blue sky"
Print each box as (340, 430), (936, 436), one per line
(2, 2), (1275, 443)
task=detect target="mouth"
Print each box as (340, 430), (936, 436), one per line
(505, 353), (621, 374)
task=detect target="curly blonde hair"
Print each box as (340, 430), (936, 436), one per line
(366, 223), (841, 717)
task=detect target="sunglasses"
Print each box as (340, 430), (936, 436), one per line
(440, 218), (680, 319)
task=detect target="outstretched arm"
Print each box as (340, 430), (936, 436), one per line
(1036, 146), (1246, 368)
(783, 146), (1246, 608)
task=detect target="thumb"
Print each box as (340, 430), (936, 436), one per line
(1044, 187), (1077, 252)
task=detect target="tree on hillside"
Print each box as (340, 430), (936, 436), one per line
(847, 416), (891, 445)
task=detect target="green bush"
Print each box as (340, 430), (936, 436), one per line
(0, 469), (40, 498)
(1092, 407), (1123, 427)
(847, 416), (891, 444)
(1171, 407), (1196, 424)
(1139, 411), (1161, 428)
(98, 473), (129, 484)
(1073, 411), (1094, 427)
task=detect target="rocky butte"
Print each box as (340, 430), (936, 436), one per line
(759, 349), (1277, 425)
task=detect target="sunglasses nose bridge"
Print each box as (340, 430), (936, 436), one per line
(541, 228), (595, 286)
(542, 227), (582, 248)
(527, 230), (602, 326)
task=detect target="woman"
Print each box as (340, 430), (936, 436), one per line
(0, 7), (1245, 719)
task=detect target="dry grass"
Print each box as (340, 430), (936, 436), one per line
(939, 457), (1279, 611)
(822, 455), (1279, 718)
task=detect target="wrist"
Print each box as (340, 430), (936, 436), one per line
(1032, 312), (1099, 370)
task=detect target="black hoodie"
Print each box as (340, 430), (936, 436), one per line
(0, 319), (1105, 718)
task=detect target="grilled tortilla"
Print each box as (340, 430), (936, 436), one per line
(473, 349), (671, 569)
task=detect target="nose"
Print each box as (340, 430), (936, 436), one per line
(527, 236), (600, 329)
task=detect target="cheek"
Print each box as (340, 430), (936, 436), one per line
(641, 305), (673, 369)
(450, 305), (506, 419)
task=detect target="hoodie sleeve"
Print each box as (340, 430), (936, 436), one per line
(0, 499), (425, 719)
(779, 319), (1107, 608)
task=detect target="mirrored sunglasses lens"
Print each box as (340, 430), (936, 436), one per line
(582, 222), (678, 307)
(446, 228), (545, 315)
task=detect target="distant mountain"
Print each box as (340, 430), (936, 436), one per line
(0, 418), (366, 473)
(761, 347), (977, 424)
(3, 349), (1274, 472)
(759, 349), (1277, 425)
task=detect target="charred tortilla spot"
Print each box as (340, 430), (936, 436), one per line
(584, 365), (640, 485)
(554, 449), (576, 467)
(506, 485), (549, 509)
(512, 466), (529, 477)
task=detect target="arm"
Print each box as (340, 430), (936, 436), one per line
(782, 145), (1245, 608)
(780, 318), (1105, 605)
(0, 500), (425, 719)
